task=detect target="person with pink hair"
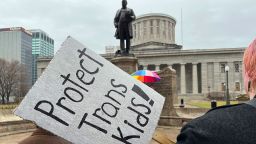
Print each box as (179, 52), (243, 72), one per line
(176, 38), (256, 144)
(243, 38), (256, 99)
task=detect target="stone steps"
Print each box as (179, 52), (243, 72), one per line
(0, 109), (22, 122)
(0, 120), (36, 137)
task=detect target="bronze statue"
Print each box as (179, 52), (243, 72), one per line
(114, 0), (136, 55)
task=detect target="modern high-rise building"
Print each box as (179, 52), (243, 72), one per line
(0, 27), (33, 87)
(29, 29), (54, 84)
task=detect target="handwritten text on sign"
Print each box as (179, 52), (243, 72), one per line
(14, 37), (165, 144)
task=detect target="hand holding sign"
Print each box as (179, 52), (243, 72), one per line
(14, 36), (165, 144)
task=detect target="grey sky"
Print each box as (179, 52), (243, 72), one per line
(1, 0), (255, 54)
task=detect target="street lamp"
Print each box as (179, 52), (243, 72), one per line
(208, 86), (211, 97)
(223, 83), (226, 97)
(225, 65), (230, 105)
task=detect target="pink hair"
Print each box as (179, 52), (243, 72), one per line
(243, 38), (256, 98)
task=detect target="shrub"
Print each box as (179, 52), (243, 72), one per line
(0, 104), (18, 109)
(207, 91), (225, 100)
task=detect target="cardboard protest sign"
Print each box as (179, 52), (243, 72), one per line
(14, 36), (165, 144)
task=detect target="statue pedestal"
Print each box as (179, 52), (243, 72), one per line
(111, 55), (138, 74)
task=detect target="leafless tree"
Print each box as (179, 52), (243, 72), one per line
(14, 65), (29, 102)
(0, 59), (27, 104)
(0, 59), (8, 104)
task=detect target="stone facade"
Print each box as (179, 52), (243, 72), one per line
(104, 48), (245, 97)
(148, 67), (178, 125)
(131, 13), (176, 47)
(134, 48), (245, 96)
(37, 57), (53, 78)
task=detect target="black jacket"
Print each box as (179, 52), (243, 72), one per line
(177, 102), (256, 144)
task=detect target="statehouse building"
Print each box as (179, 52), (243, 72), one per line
(36, 13), (246, 97)
(102, 13), (246, 97)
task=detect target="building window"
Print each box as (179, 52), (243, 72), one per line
(138, 65), (143, 70)
(150, 20), (153, 34)
(220, 63), (226, 73)
(133, 24), (136, 38)
(163, 20), (166, 38)
(148, 64), (156, 70)
(235, 82), (240, 91)
(234, 62), (239, 72)
(143, 21), (147, 37)
(35, 32), (39, 38)
(160, 64), (168, 70)
(221, 83), (225, 91)
(169, 22), (172, 40)
(137, 22), (140, 39)
(156, 20), (160, 35)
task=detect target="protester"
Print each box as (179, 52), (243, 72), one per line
(176, 38), (256, 144)
(19, 127), (71, 144)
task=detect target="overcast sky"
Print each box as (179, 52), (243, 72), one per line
(1, 0), (255, 54)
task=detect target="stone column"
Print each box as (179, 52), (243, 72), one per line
(180, 63), (186, 94)
(153, 19), (157, 39)
(139, 22), (142, 40)
(147, 20), (150, 39)
(159, 20), (162, 40)
(213, 62), (220, 92)
(172, 23), (175, 43)
(138, 23), (141, 41)
(155, 65), (160, 71)
(165, 20), (168, 43)
(143, 20), (147, 40)
(143, 65), (147, 70)
(241, 61), (245, 93)
(192, 63), (198, 94)
(142, 21), (145, 41)
(169, 64), (173, 69)
(228, 62), (234, 92)
(201, 62), (208, 94)
(169, 22), (172, 41)
(135, 23), (138, 42)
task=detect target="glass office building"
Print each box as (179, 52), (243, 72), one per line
(0, 27), (32, 87)
(29, 29), (54, 84)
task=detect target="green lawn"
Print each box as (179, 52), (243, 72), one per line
(187, 101), (239, 108)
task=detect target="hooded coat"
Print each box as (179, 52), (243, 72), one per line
(177, 100), (256, 144)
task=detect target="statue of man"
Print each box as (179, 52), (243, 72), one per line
(114, 0), (136, 55)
